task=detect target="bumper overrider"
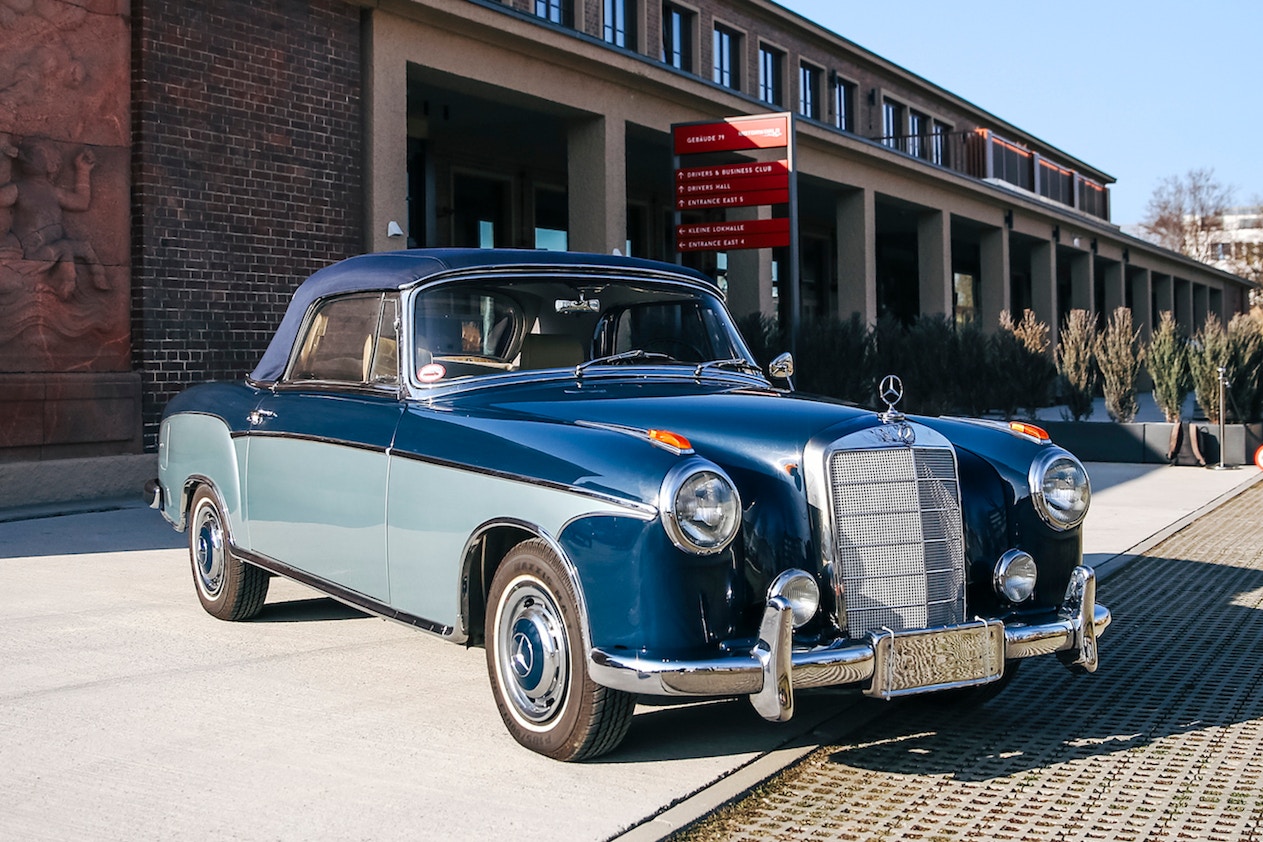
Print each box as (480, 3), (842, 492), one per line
(589, 565), (1110, 722)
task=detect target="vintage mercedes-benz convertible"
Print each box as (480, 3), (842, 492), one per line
(152, 248), (1109, 760)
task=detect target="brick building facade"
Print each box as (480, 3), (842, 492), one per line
(0, 0), (1255, 480)
(132, 0), (364, 448)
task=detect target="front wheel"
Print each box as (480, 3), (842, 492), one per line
(188, 485), (269, 621)
(485, 539), (634, 761)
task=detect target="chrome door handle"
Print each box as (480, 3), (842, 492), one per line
(248, 409), (277, 425)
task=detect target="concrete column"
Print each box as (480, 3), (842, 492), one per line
(1070, 251), (1094, 313)
(726, 206), (775, 319)
(979, 226), (1010, 332)
(836, 187), (876, 323)
(1175, 279), (1193, 331)
(568, 115), (627, 254)
(1193, 284), (1209, 328)
(1101, 261), (1124, 316)
(1129, 266), (1154, 343)
(1031, 240), (1058, 348)
(1152, 273), (1174, 325)
(365, 13), (410, 253)
(917, 210), (952, 318)
(1209, 287), (1225, 322)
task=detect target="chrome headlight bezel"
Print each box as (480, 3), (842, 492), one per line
(659, 460), (742, 555)
(1028, 448), (1091, 531)
(993, 549), (1038, 603)
(768, 569), (821, 628)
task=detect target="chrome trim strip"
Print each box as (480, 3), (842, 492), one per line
(224, 432), (656, 519)
(231, 544), (454, 638)
(588, 565), (1110, 710)
(389, 448), (658, 518)
(232, 430), (388, 456)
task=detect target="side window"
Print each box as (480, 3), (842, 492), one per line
(413, 288), (521, 380)
(289, 293), (399, 385)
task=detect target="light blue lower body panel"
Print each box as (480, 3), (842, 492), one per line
(385, 455), (650, 630)
(246, 438), (390, 603)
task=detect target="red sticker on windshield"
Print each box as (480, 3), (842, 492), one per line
(418, 363), (446, 383)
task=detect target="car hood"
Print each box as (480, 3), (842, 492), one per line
(435, 375), (884, 474)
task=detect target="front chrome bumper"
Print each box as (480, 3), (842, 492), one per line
(589, 565), (1110, 723)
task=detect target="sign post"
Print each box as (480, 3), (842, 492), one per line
(671, 113), (799, 352)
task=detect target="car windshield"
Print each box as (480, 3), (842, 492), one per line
(409, 275), (756, 384)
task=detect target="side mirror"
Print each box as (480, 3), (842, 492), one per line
(768, 352), (794, 380)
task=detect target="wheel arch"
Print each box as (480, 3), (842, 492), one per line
(459, 519), (592, 651)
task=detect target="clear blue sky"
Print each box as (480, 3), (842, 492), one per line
(776, 1), (1262, 226)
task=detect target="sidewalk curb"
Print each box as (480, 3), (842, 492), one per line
(1093, 467), (1263, 582)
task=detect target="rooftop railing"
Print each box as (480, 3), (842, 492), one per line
(872, 128), (1110, 222)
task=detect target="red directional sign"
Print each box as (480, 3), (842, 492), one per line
(671, 113), (794, 254)
(676, 189), (790, 211)
(673, 115), (790, 155)
(676, 218), (791, 252)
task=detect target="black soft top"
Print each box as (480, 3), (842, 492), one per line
(249, 248), (716, 383)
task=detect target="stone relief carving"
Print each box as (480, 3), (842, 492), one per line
(10, 138), (106, 296)
(0, 0), (129, 373)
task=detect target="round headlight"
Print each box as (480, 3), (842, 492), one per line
(994, 549), (1038, 603)
(1029, 449), (1090, 530)
(661, 462), (741, 555)
(768, 569), (820, 628)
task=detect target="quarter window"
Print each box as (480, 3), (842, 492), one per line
(289, 293), (399, 386)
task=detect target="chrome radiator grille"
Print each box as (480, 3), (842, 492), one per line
(829, 446), (966, 636)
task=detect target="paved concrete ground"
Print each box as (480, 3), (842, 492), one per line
(0, 462), (1257, 841)
(643, 467), (1263, 841)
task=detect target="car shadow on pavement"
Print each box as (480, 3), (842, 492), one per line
(594, 689), (869, 764)
(252, 596), (370, 623)
(819, 553), (1263, 782)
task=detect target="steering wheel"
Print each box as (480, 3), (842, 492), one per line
(640, 338), (704, 361)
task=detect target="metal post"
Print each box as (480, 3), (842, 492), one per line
(1213, 365), (1235, 471)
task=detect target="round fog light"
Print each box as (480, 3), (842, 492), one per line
(994, 549), (1038, 603)
(768, 569), (820, 628)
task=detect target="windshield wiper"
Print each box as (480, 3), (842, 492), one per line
(576, 349), (676, 375)
(693, 358), (763, 377)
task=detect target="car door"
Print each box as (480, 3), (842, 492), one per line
(244, 292), (402, 603)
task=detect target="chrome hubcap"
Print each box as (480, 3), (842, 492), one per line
(193, 503), (225, 598)
(497, 581), (567, 724)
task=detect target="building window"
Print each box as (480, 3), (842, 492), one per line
(604, 0), (636, 48)
(833, 78), (855, 132)
(908, 110), (928, 159)
(713, 24), (740, 89)
(662, 4), (694, 72)
(535, 0), (573, 26)
(931, 120), (949, 166)
(759, 45), (784, 106)
(882, 98), (904, 148)
(799, 63), (821, 120)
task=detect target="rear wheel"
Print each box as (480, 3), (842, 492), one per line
(485, 539), (634, 761)
(188, 486), (269, 621)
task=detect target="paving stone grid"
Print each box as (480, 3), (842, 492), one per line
(672, 482), (1263, 842)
